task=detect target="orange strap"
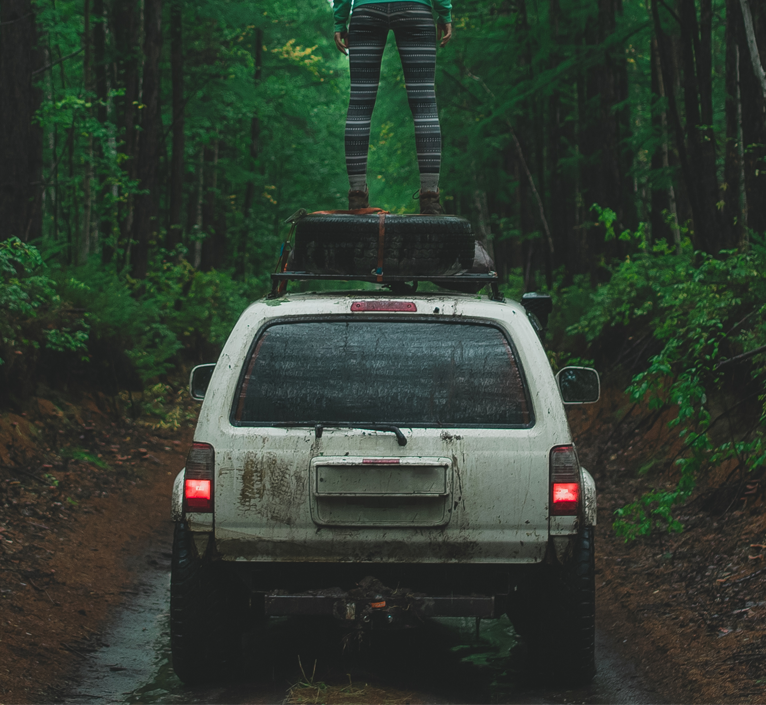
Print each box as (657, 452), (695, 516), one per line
(376, 212), (386, 282)
(310, 207), (389, 215)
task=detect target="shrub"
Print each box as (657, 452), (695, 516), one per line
(568, 222), (766, 539)
(0, 238), (89, 400)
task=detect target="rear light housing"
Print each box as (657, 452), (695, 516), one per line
(550, 445), (580, 516)
(184, 442), (214, 512)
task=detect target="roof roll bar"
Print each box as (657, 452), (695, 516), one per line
(268, 271), (504, 301)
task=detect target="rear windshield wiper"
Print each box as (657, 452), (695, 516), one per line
(314, 423), (407, 446)
(271, 422), (408, 446)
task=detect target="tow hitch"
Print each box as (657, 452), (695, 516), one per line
(263, 577), (495, 630)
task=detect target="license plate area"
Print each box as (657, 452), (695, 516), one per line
(310, 456), (452, 527)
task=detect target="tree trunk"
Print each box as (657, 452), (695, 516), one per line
(92, 0), (108, 257)
(242, 28), (263, 221)
(678, 0), (720, 253)
(41, 44), (57, 243)
(724, 0), (744, 248)
(547, 0), (571, 280)
(579, 0), (625, 270)
(0, 0), (43, 241)
(111, 0), (140, 265)
(652, 0), (712, 252)
(698, 0), (714, 125)
(738, 0), (766, 234)
(739, 0), (766, 101)
(130, 0), (163, 278)
(200, 141), (222, 271)
(167, 0), (185, 250)
(190, 148), (202, 268)
(650, 36), (673, 246)
(80, 0), (93, 264)
(237, 28), (263, 275)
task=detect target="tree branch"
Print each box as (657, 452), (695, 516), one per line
(32, 48), (83, 77)
(716, 344), (766, 369)
(0, 11), (33, 26)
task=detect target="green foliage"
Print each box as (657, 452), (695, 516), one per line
(568, 215), (766, 540)
(613, 487), (688, 541)
(56, 252), (263, 384)
(0, 238), (89, 367)
(0, 234), (261, 397)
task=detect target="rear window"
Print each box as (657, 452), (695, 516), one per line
(233, 320), (532, 427)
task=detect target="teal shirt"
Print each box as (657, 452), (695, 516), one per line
(333, 0), (452, 32)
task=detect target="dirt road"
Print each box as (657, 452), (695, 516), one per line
(62, 520), (662, 704)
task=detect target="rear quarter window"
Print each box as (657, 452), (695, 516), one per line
(232, 320), (533, 427)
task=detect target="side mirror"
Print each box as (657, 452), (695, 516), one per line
(556, 366), (600, 404)
(189, 363), (215, 401)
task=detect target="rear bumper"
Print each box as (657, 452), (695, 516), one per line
(264, 592), (496, 628)
(211, 527), (549, 564)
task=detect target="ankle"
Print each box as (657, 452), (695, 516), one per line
(420, 175), (439, 193)
(349, 175), (368, 192)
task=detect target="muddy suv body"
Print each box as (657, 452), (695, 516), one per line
(170, 290), (598, 685)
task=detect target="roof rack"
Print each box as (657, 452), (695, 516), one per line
(269, 271), (503, 301)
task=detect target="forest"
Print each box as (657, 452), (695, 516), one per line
(1, 0), (766, 535)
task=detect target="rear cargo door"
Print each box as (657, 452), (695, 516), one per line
(214, 317), (549, 563)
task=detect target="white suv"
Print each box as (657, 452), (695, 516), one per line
(170, 289), (599, 685)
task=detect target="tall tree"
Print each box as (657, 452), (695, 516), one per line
(579, 0), (632, 268)
(167, 0), (185, 250)
(650, 35), (673, 246)
(0, 0), (43, 241)
(111, 0), (140, 263)
(678, 0), (720, 253)
(723, 0), (744, 249)
(242, 27), (263, 222)
(738, 0), (766, 235)
(80, 0), (94, 264)
(131, 0), (164, 278)
(92, 0), (110, 258)
(200, 140), (226, 270)
(739, 0), (766, 101)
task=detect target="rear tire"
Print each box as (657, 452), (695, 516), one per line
(293, 214), (474, 277)
(170, 522), (243, 684)
(509, 527), (596, 685)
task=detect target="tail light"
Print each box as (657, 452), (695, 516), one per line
(351, 301), (417, 312)
(184, 442), (214, 512)
(550, 445), (580, 516)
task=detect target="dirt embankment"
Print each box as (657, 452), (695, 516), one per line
(571, 384), (766, 705)
(0, 392), (192, 703)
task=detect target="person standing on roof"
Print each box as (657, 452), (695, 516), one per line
(333, 0), (452, 214)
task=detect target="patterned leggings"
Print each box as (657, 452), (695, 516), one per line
(345, 2), (441, 191)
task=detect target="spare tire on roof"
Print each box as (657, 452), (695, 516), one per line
(292, 213), (474, 277)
